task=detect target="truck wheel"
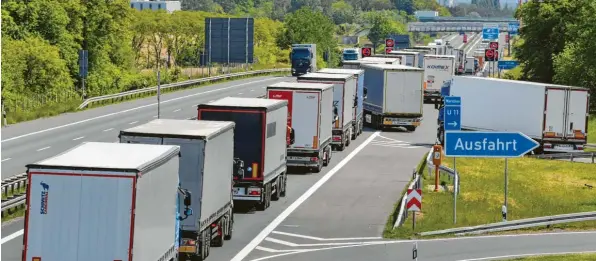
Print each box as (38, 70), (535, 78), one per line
(199, 231), (207, 260)
(323, 150), (329, 167)
(280, 173), (287, 197)
(351, 126), (357, 140)
(346, 131), (351, 147)
(205, 232), (211, 257)
(312, 163), (322, 173)
(256, 184), (270, 211)
(272, 178), (281, 201)
(212, 219), (224, 247)
(224, 211), (234, 240)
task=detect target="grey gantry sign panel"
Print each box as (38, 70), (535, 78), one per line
(407, 22), (508, 33)
(203, 17), (254, 65)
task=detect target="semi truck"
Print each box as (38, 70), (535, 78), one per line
(423, 54), (456, 105)
(197, 97), (288, 211)
(389, 51), (420, 67)
(464, 56), (476, 74)
(119, 119), (237, 261)
(361, 64), (424, 131)
(342, 48), (361, 62)
(22, 142), (190, 261)
(441, 76), (590, 153)
(297, 72), (357, 151)
(266, 82), (334, 173)
(318, 68), (365, 140)
(342, 57), (401, 69)
(291, 44), (317, 76)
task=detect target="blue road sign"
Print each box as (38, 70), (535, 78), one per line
(443, 96), (461, 131)
(459, 31), (465, 35)
(444, 131), (540, 158)
(78, 50), (88, 78)
(498, 60), (519, 70)
(482, 27), (499, 40)
(508, 22), (520, 35)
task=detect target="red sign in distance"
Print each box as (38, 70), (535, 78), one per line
(268, 90), (293, 128)
(385, 47), (393, 54)
(489, 41), (499, 50)
(385, 38), (395, 48)
(505, 35), (510, 43)
(485, 49), (494, 59)
(361, 47), (372, 57)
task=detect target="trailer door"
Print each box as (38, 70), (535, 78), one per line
(544, 88), (566, 138)
(565, 90), (589, 140)
(292, 91), (320, 149)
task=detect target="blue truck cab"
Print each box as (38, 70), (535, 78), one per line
(291, 44), (317, 76)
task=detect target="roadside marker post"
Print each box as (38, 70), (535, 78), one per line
(444, 131), (539, 222)
(432, 144), (443, 192)
(407, 188), (422, 230)
(412, 241), (418, 261)
(443, 96), (461, 224)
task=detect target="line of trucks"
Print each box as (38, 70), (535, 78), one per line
(21, 56), (430, 261)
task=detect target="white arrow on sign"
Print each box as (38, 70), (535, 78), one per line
(448, 121), (458, 127)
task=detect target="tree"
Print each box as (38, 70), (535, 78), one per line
(331, 1), (355, 24)
(366, 13), (394, 51)
(395, 0), (414, 14)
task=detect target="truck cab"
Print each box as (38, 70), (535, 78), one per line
(291, 44), (317, 76)
(342, 48), (360, 62)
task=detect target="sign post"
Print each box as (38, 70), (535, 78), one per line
(78, 50), (88, 99)
(444, 131), (539, 221)
(407, 189), (422, 230)
(432, 145), (442, 192)
(412, 242), (418, 261)
(443, 96), (461, 224)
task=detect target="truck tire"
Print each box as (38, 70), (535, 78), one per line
(205, 231), (211, 258)
(212, 219), (224, 247)
(272, 177), (281, 201)
(224, 210), (234, 240)
(199, 231), (207, 261)
(312, 163), (322, 173)
(323, 150), (329, 167)
(256, 183), (270, 211)
(351, 125), (357, 140)
(280, 173), (287, 197)
(345, 130), (351, 147)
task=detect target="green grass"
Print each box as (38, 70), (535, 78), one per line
(1, 186), (27, 200)
(385, 155), (596, 239)
(1, 207), (25, 222)
(588, 116), (596, 144)
(508, 253), (596, 260)
(4, 66), (288, 125)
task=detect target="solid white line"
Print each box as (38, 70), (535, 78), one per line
(36, 146), (50, 151)
(457, 251), (596, 261)
(248, 242), (386, 261)
(1, 77), (281, 143)
(230, 131), (380, 261)
(103, 128), (114, 132)
(153, 115), (158, 118)
(255, 246), (299, 253)
(173, 109), (181, 112)
(1, 158), (11, 162)
(238, 93), (243, 95)
(250, 89), (255, 92)
(129, 121), (138, 125)
(265, 237), (377, 247)
(265, 237), (298, 247)
(271, 231), (382, 241)
(72, 136), (85, 141)
(1, 230), (23, 244)
(377, 135), (405, 142)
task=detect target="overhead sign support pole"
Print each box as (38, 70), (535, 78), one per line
(227, 18), (231, 74)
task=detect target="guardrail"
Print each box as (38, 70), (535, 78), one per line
(418, 211), (596, 236)
(425, 148), (458, 178)
(393, 170), (421, 228)
(78, 68), (290, 109)
(1, 173), (28, 217)
(530, 152), (596, 163)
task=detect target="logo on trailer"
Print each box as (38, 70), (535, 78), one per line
(426, 65), (450, 71)
(40, 182), (49, 214)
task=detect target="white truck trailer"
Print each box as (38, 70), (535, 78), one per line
(342, 57), (400, 69)
(267, 82), (334, 172)
(424, 54), (456, 105)
(361, 63), (425, 131)
(119, 119), (236, 261)
(23, 142), (188, 261)
(389, 51), (420, 67)
(297, 72), (357, 151)
(318, 68), (365, 140)
(443, 76), (590, 153)
(197, 97), (288, 211)
(464, 56), (475, 74)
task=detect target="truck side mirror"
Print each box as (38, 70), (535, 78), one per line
(184, 192), (192, 206)
(363, 88), (368, 100)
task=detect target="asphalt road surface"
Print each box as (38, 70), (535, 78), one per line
(0, 76), (292, 179)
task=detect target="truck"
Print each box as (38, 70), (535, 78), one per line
(440, 76), (590, 153)
(22, 141), (190, 261)
(297, 73), (357, 151)
(266, 82), (334, 172)
(342, 57), (400, 69)
(342, 48), (361, 62)
(318, 68), (365, 140)
(361, 63), (424, 131)
(291, 44), (317, 76)
(119, 119), (237, 261)
(464, 56), (476, 74)
(389, 51), (419, 67)
(388, 34), (411, 49)
(423, 54), (456, 105)
(197, 97), (288, 211)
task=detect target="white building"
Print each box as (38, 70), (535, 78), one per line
(130, 0), (181, 13)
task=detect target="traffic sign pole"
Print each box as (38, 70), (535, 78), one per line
(503, 158), (509, 221)
(453, 158), (457, 224)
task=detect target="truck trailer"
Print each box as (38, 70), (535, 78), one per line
(423, 54), (456, 105)
(291, 44), (317, 76)
(318, 68), (365, 140)
(22, 142), (188, 261)
(342, 57), (400, 69)
(119, 119), (237, 261)
(267, 82), (334, 172)
(197, 97), (288, 211)
(442, 76), (590, 153)
(389, 51), (420, 67)
(297, 72), (357, 151)
(361, 64), (425, 131)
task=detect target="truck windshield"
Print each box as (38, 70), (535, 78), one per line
(291, 49), (310, 61)
(343, 53), (358, 61)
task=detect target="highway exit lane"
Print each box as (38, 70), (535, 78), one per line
(1, 76), (292, 179)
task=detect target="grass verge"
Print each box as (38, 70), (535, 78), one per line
(508, 253), (596, 260)
(385, 155), (596, 239)
(588, 116), (595, 144)
(1, 186), (27, 200)
(1, 207), (25, 222)
(5, 68), (289, 125)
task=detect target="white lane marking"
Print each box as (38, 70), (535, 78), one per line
(457, 251), (596, 261)
(266, 237), (382, 247)
(1, 230), (23, 244)
(153, 115), (158, 118)
(238, 93), (243, 95)
(271, 231), (382, 241)
(173, 109), (181, 112)
(36, 146), (50, 151)
(1, 158), (11, 162)
(129, 121), (138, 125)
(72, 136), (85, 141)
(209, 100), (215, 102)
(103, 128), (114, 132)
(255, 246), (299, 253)
(265, 237), (298, 247)
(1, 77), (282, 143)
(230, 131), (381, 261)
(250, 89), (255, 92)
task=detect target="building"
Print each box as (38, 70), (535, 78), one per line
(130, 0), (181, 13)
